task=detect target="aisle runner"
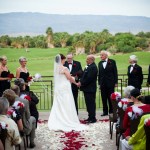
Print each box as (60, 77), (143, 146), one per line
(36, 120), (109, 150)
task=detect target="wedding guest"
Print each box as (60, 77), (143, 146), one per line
(0, 97), (22, 150)
(11, 85), (36, 148)
(127, 55), (143, 90)
(98, 50), (118, 116)
(0, 56), (12, 96)
(147, 65), (150, 86)
(16, 56), (30, 91)
(79, 55), (98, 123)
(121, 114), (150, 150)
(123, 88), (150, 138)
(14, 78), (39, 127)
(64, 53), (83, 114)
(2, 89), (23, 131)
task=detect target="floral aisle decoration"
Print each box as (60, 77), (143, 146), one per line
(110, 92), (121, 101)
(128, 106), (143, 120)
(12, 101), (24, 109)
(20, 94), (31, 101)
(144, 117), (150, 127)
(0, 122), (8, 130)
(118, 98), (128, 111)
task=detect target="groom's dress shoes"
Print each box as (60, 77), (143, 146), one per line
(101, 113), (108, 116)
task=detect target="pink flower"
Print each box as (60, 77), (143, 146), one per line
(111, 92), (121, 101)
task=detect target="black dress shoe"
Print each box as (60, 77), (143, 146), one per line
(88, 120), (97, 123)
(30, 143), (36, 148)
(101, 113), (108, 116)
(84, 118), (90, 122)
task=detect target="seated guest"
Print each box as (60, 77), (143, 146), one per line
(11, 85), (36, 148)
(14, 78), (39, 127)
(123, 88), (150, 138)
(0, 97), (22, 150)
(121, 114), (150, 150)
(2, 89), (23, 132)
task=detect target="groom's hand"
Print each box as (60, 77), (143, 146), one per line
(77, 82), (81, 87)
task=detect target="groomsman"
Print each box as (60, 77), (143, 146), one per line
(147, 65), (150, 86)
(78, 55), (98, 123)
(127, 55), (143, 90)
(98, 51), (118, 116)
(64, 53), (83, 114)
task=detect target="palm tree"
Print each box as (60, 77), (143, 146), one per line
(46, 27), (54, 48)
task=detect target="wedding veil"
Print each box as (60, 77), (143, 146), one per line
(54, 54), (61, 93)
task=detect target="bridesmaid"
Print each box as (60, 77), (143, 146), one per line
(0, 56), (12, 96)
(16, 56), (30, 91)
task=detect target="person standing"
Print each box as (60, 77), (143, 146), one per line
(0, 56), (12, 96)
(127, 55), (143, 90)
(98, 50), (118, 116)
(64, 53), (83, 114)
(16, 56), (30, 91)
(147, 65), (150, 86)
(79, 55), (98, 123)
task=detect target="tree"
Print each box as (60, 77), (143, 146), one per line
(46, 27), (54, 48)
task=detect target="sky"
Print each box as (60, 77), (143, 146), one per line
(0, 0), (150, 17)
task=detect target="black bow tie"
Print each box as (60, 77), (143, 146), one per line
(102, 60), (106, 63)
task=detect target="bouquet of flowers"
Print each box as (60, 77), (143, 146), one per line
(118, 98), (128, 111)
(8, 73), (15, 78)
(110, 92), (121, 101)
(20, 94), (31, 101)
(128, 106), (143, 120)
(27, 73), (42, 86)
(144, 117), (150, 126)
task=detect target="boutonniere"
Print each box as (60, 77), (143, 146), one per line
(73, 64), (76, 67)
(85, 65), (88, 69)
(108, 60), (112, 64)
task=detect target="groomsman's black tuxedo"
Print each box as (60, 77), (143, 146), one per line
(80, 62), (98, 122)
(64, 60), (83, 114)
(147, 65), (150, 85)
(98, 59), (118, 115)
(127, 64), (143, 90)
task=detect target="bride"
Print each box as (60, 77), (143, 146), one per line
(48, 54), (87, 131)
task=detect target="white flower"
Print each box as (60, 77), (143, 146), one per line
(20, 94), (27, 99)
(34, 73), (42, 81)
(132, 106), (143, 116)
(0, 122), (7, 129)
(123, 104), (127, 111)
(12, 101), (24, 109)
(118, 102), (122, 108)
(12, 111), (17, 118)
(128, 112), (132, 118)
(85, 65), (88, 69)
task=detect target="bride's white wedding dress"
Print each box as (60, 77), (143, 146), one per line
(48, 66), (87, 132)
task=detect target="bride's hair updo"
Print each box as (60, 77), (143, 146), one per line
(55, 54), (66, 63)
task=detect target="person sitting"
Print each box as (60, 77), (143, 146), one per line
(14, 78), (39, 127)
(0, 97), (22, 150)
(123, 88), (150, 138)
(2, 89), (23, 132)
(11, 85), (36, 148)
(120, 114), (150, 150)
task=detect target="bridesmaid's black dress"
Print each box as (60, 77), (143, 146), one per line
(20, 72), (30, 91)
(0, 70), (11, 96)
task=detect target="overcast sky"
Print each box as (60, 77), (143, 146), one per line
(0, 0), (150, 17)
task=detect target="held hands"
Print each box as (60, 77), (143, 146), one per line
(76, 82), (81, 87)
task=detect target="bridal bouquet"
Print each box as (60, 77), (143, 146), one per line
(8, 73), (15, 78)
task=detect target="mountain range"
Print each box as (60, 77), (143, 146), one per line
(0, 12), (150, 36)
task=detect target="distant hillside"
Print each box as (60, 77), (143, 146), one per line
(0, 12), (150, 35)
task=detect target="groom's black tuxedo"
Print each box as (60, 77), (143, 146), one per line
(127, 64), (143, 90)
(98, 58), (118, 115)
(64, 60), (83, 114)
(80, 62), (98, 121)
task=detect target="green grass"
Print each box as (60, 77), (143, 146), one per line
(0, 48), (150, 75)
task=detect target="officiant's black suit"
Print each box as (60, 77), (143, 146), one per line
(98, 59), (118, 115)
(80, 62), (98, 122)
(64, 60), (83, 114)
(127, 64), (143, 90)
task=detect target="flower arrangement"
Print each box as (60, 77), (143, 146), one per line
(8, 73), (15, 78)
(144, 117), (150, 126)
(7, 108), (17, 118)
(20, 94), (31, 101)
(0, 122), (8, 129)
(12, 101), (24, 109)
(118, 98), (128, 111)
(110, 92), (121, 101)
(128, 106), (143, 120)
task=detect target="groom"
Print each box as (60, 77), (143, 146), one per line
(64, 53), (83, 114)
(78, 55), (98, 123)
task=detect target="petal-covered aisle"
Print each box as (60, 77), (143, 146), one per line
(35, 119), (115, 150)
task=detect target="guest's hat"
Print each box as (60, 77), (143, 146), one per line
(129, 55), (138, 61)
